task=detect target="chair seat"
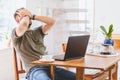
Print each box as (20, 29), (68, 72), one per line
(85, 71), (109, 80)
(85, 69), (101, 75)
(69, 68), (102, 75)
(69, 68), (109, 80)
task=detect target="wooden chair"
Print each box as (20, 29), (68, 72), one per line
(13, 48), (26, 80)
(62, 43), (111, 80)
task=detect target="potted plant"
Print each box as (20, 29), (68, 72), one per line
(100, 24), (114, 46)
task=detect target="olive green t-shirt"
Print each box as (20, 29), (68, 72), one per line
(11, 26), (47, 72)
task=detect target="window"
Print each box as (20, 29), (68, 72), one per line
(0, 0), (26, 48)
(52, 0), (94, 53)
(32, 0), (94, 53)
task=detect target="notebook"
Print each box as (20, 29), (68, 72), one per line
(53, 35), (90, 61)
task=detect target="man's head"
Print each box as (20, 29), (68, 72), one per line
(14, 8), (25, 23)
(14, 8), (32, 28)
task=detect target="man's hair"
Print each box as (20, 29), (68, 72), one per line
(13, 7), (24, 19)
(14, 7), (32, 28)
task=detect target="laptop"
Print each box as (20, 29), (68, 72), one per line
(53, 35), (90, 61)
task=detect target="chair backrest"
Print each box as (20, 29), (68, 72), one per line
(13, 48), (26, 80)
(112, 34), (120, 49)
(62, 43), (67, 52)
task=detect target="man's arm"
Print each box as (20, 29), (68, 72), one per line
(33, 15), (55, 34)
(15, 9), (32, 37)
(16, 16), (30, 37)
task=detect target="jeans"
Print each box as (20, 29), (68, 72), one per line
(27, 66), (76, 80)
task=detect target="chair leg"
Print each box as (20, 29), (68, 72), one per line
(66, 67), (69, 70)
(112, 63), (118, 80)
(13, 48), (19, 80)
(85, 76), (92, 80)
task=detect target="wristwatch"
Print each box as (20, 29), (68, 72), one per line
(32, 15), (36, 20)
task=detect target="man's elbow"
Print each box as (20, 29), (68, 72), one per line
(49, 19), (55, 26)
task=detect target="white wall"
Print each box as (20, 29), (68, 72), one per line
(95, 0), (120, 34)
(0, 48), (14, 80)
(90, 0), (120, 43)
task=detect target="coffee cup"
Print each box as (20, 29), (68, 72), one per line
(40, 55), (54, 61)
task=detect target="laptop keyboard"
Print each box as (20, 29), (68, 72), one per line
(53, 54), (65, 60)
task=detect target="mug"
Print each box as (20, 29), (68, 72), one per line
(40, 55), (53, 61)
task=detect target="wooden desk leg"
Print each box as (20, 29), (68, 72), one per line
(76, 67), (84, 80)
(50, 65), (55, 80)
(112, 63), (118, 80)
(109, 68), (112, 80)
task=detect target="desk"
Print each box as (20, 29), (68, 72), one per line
(32, 50), (120, 80)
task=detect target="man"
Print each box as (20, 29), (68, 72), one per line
(11, 8), (76, 80)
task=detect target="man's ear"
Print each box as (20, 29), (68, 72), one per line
(16, 18), (20, 23)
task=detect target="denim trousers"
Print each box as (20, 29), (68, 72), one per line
(26, 66), (76, 80)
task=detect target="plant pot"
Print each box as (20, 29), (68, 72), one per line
(104, 39), (114, 46)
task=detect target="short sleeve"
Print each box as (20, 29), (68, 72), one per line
(11, 28), (21, 46)
(34, 26), (46, 38)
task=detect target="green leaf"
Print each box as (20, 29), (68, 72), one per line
(5, 34), (9, 40)
(107, 24), (113, 39)
(100, 24), (114, 39)
(108, 24), (113, 35)
(100, 26), (108, 35)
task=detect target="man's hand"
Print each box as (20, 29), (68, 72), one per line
(16, 8), (32, 20)
(15, 8), (32, 37)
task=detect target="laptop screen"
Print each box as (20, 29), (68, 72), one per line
(64, 35), (90, 60)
